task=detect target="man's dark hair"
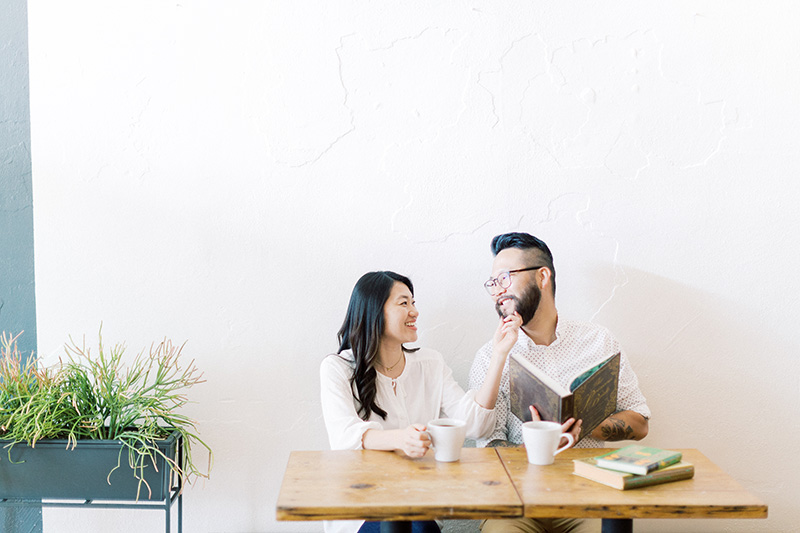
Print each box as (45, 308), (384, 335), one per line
(491, 232), (556, 296)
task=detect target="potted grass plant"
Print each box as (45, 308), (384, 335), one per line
(0, 328), (212, 502)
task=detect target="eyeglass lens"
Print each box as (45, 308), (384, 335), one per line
(484, 271), (512, 293)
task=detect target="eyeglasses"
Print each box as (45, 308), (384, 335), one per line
(484, 266), (546, 295)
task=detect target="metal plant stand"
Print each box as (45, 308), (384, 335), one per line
(0, 432), (185, 533)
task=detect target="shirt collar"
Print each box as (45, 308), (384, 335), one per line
(518, 316), (562, 348)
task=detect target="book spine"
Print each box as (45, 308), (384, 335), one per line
(650, 455), (682, 472)
(623, 467), (694, 489)
(561, 394), (574, 425)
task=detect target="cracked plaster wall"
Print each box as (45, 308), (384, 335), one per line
(25, 1), (799, 532)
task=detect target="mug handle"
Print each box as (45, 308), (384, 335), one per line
(554, 432), (575, 456)
(421, 430), (434, 450)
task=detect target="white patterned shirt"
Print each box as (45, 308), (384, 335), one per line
(468, 319), (650, 448)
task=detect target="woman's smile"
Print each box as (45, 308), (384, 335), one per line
(382, 282), (419, 346)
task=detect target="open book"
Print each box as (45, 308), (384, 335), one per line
(508, 352), (620, 443)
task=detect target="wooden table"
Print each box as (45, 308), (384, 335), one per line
(276, 448), (521, 527)
(496, 447), (768, 532)
(276, 447), (767, 533)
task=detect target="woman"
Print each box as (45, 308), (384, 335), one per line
(320, 271), (521, 533)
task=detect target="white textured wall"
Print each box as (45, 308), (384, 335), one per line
(28, 2), (799, 532)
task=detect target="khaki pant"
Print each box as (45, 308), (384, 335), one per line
(480, 518), (600, 533)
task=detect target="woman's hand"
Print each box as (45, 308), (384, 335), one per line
(529, 406), (582, 449)
(362, 425), (432, 456)
(398, 423), (431, 458)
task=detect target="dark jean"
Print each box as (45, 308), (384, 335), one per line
(358, 520), (441, 533)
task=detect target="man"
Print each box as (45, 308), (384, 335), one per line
(469, 232), (650, 533)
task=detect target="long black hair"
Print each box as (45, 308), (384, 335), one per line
(337, 271), (417, 421)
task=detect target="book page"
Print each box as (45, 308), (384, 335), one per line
(569, 352), (619, 392)
(510, 352), (569, 397)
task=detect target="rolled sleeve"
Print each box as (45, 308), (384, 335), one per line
(437, 354), (496, 440)
(617, 351), (651, 420)
(444, 388), (497, 440)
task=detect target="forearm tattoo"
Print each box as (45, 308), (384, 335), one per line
(600, 417), (634, 441)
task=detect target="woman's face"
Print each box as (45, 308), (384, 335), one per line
(381, 281), (418, 347)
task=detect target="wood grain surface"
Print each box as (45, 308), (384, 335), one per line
(276, 448), (522, 521)
(276, 447), (767, 523)
(496, 447), (768, 520)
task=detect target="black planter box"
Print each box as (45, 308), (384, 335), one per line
(0, 431), (179, 501)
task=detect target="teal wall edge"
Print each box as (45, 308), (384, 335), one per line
(1, 0), (43, 530)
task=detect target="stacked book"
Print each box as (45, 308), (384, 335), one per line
(573, 445), (694, 490)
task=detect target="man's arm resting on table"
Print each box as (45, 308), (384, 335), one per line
(487, 411), (647, 446)
(589, 410), (649, 441)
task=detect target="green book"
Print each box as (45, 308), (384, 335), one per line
(594, 445), (682, 476)
(573, 456), (695, 490)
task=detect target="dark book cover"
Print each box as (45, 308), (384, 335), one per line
(508, 352), (620, 442)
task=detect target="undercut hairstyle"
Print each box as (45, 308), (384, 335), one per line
(491, 232), (556, 297)
(337, 271), (418, 421)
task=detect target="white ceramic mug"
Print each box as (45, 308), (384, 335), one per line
(426, 418), (467, 462)
(522, 421), (575, 465)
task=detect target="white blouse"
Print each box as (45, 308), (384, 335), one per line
(320, 347), (496, 533)
(320, 347), (496, 450)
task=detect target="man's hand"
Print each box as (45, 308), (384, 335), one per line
(493, 312), (522, 356)
(474, 312), (523, 410)
(529, 406), (582, 449)
(398, 424), (432, 458)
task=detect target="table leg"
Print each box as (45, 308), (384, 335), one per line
(379, 521), (412, 533)
(601, 518), (633, 533)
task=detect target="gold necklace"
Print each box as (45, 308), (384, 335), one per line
(377, 353), (404, 372)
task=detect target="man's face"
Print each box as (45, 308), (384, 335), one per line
(490, 248), (542, 324)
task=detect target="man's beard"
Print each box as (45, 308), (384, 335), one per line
(495, 283), (541, 324)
